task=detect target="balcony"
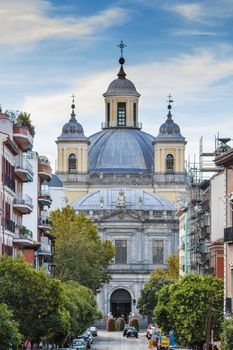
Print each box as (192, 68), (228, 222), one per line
(13, 225), (38, 248)
(224, 227), (233, 243)
(5, 219), (16, 233)
(108, 263), (157, 273)
(13, 194), (33, 214)
(37, 243), (53, 256)
(38, 157), (52, 181)
(4, 175), (15, 192)
(13, 125), (33, 152)
(38, 216), (52, 231)
(38, 191), (52, 207)
(14, 157), (34, 182)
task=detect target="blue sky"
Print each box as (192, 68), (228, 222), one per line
(0, 0), (233, 169)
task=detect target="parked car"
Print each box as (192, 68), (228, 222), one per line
(83, 329), (93, 344)
(126, 326), (138, 338)
(90, 326), (98, 336)
(123, 324), (129, 336)
(76, 335), (91, 349)
(71, 339), (86, 350)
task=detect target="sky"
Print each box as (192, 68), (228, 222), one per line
(0, 0), (233, 170)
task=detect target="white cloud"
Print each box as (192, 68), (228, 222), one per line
(0, 0), (128, 47)
(171, 3), (203, 21)
(173, 30), (217, 37)
(22, 48), (233, 170)
(165, 0), (233, 23)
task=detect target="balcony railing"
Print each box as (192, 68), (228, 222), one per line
(13, 125), (33, 151)
(13, 193), (33, 214)
(108, 263), (157, 273)
(38, 244), (53, 255)
(38, 216), (52, 230)
(16, 225), (33, 238)
(13, 227), (36, 247)
(224, 227), (233, 243)
(15, 157), (34, 182)
(4, 175), (15, 192)
(101, 122), (142, 129)
(38, 191), (52, 207)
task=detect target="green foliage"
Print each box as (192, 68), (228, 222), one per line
(116, 317), (125, 331)
(0, 303), (22, 350)
(106, 318), (116, 331)
(63, 281), (99, 336)
(0, 256), (69, 345)
(50, 206), (115, 293)
(137, 276), (173, 318)
(129, 317), (139, 331)
(222, 318), (233, 350)
(154, 274), (224, 347)
(150, 254), (179, 281)
(17, 112), (35, 136)
(137, 254), (179, 319)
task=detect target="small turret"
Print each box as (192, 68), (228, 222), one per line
(56, 95), (89, 174)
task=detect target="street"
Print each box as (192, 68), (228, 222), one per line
(90, 330), (148, 350)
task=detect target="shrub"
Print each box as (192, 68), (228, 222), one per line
(106, 317), (116, 331)
(222, 318), (233, 350)
(129, 317), (139, 331)
(116, 317), (125, 331)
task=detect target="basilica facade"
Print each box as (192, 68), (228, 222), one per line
(55, 51), (187, 321)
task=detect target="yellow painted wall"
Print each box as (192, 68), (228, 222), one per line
(57, 142), (88, 173)
(66, 191), (88, 205)
(104, 95), (139, 127)
(154, 142), (185, 173)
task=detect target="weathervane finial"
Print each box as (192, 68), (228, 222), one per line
(117, 40), (127, 57)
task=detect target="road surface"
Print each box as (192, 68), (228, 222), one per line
(91, 330), (148, 350)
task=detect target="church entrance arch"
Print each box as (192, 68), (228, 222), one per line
(110, 288), (131, 319)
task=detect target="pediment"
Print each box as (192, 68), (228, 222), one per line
(97, 209), (144, 222)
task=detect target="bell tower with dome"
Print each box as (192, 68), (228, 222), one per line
(56, 96), (89, 176)
(102, 41), (141, 129)
(154, 96), (186, 181)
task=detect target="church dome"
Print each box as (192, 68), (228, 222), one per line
(60, 118), (84, 137)
(159, 118), (181, 137)
(155, 101), (185, 142)
(104, 77), (140, 97)
(88, 128), (154, 173)
(103, 57), (140, 97)
(72, 187), (175, 211)
(57, 98), (88, 141)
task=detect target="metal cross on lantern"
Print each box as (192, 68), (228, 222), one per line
(117, 40), (127, 57)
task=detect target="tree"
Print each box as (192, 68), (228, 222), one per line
(137, 254), (179, 319)
(0, 256), (69, 346)
(137, 276), (172, 320)
(150, 254), (179, 281)
(153, 274), (224, 348)
(50, 207), (115, 293)
(0, 303), (22, 350)
(17, 111), (35, 136)
(222, 317), (233, 350)
(63, 281), (99, 336)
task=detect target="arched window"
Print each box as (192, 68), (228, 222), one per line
(166, 154), (174, 173)
(68, 154), (76, 173)
(117, 102), (126, 126)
